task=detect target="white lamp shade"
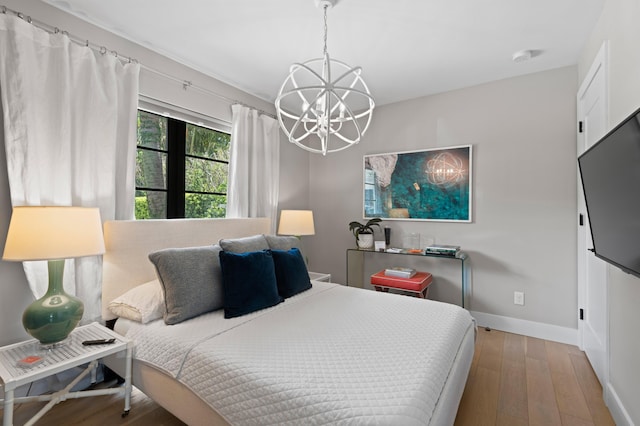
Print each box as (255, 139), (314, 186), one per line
(278, 210), (315, 236)
(3, 206), (105, 261)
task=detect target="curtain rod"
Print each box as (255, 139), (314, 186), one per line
(140, 65), (276, 119)
(0, 4), (275, 119)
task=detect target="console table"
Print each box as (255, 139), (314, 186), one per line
(346, 249), (470, 308)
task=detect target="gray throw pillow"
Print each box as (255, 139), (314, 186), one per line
(265, 234), (307, 261)
(148, 244), (223, 325)
(264, 235), (301, 251)
(219, 234), (269, 253)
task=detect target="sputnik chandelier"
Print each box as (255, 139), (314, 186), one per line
(275, 0), (375, 156)
(425, 152), (467, 188)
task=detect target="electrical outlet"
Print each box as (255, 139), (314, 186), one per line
(514, 291), (525, 306)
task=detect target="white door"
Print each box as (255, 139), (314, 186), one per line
(577, 42), (608, 387)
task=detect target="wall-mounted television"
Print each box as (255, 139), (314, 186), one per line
(578, 105), (640, 278)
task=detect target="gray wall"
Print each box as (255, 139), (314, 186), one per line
(306, 66), (579, 330)
(579, 0), (640, 423)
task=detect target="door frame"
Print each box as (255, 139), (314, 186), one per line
(576, 40), (609, 388)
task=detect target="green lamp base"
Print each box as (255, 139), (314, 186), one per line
(22, 259), (84, 345)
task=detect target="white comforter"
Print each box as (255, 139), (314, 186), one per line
(122, 282), (474, 425)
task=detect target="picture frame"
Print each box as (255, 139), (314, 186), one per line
(363, 145), (472, 222)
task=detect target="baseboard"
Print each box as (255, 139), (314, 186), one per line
(606, 382), (634, 426)
(470, 311), (578, 345)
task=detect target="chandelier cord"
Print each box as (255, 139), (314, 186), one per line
(322, 5), (329, 57)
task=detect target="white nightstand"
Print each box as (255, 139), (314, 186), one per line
(309, 271), (331, 282)
(0, 322), (132, 426)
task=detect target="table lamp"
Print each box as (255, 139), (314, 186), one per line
(278, 210), (315, 237)
(3, 206), (105, 346)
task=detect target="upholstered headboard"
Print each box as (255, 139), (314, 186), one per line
(101, 218), (271, 321)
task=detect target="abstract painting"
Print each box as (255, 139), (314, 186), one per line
(363, 145), (472, 222)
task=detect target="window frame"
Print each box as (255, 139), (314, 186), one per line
(136, 98), (231, 219)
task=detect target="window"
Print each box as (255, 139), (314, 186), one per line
(135, 108), (230, 219)
(364, 169), (377, 216)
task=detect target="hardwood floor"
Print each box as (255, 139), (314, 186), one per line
(454, 328), (615, 426)
(1, 328), (614, 425)
(2, 382), (185, 426)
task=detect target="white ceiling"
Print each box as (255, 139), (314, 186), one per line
(41, 0), (604, 107)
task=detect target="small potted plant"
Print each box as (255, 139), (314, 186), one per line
(348, 218), (382, 249)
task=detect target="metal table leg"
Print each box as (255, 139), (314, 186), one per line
(122, 342), (133, 417)
(2, 389), (14, 426)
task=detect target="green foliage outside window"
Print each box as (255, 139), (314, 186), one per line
(135, 196), (151, 219)
(135, 110), (230, 219)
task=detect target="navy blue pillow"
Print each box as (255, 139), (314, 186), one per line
(219, 250), (283, 319)
(271, 247), (312, 298)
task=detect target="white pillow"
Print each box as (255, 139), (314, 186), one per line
(108, 279), (165, 323)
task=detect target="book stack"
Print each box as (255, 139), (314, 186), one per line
(424, 244), (460, 256)
(384, 267), (416, 278)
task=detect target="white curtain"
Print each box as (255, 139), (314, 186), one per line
(0, 15), (140, 323)
(227, 104), (280, 232)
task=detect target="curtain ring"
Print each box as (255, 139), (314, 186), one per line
(54, 27), (60, 34)
(1, 6), (7, 14)
(17, 13), (32, 23)
(99, 46), (107, 55)
(85, 40), (89, 47)
(110, 50), (118, 58)
(183, 80), (192, 91)
(61, 30), (68, 37)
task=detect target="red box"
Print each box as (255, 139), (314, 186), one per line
(371, 270), (433, 298)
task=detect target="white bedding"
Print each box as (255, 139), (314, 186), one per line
(118, 282), (474, 425)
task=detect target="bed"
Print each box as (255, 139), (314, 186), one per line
(101, 218), (475, 425)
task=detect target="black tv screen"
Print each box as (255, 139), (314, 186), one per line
(578, 106), (640, 278)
